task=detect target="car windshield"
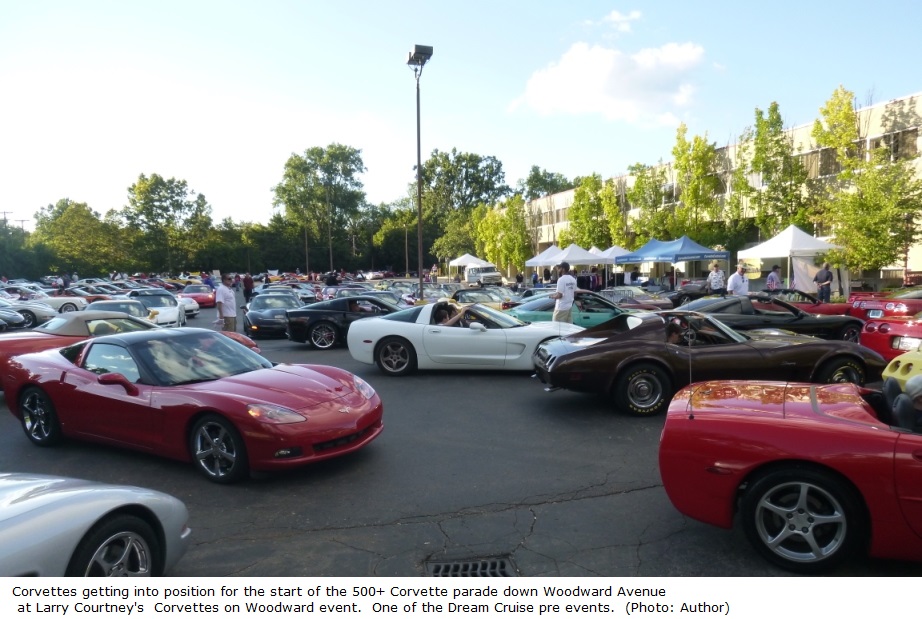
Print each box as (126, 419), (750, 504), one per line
(184, 285), (211, 293)
(133, 331), (272, 386)
(467, 303), (527, 328)
(137, 294), (177, 308)
(251, 295), (300, 310)
(893, 289), (922, 299)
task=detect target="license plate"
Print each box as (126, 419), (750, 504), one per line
(868, 310), (884, 318)
(897, 336), (922, 351)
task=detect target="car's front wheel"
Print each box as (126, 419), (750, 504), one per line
(816, 357), (866, 385)
(741, 466), (866, 573)
(19, 310), (37, 328)
(837, 323), (861, 342)
(614, 363), (672, 416)
(309, 322), (338, 349)
(19, 387), (63, 446)
(189, 415), (249, 483)
(375, 337), (417, 376)
(60, 302), (78, 313)
(66, 514), (159, 576)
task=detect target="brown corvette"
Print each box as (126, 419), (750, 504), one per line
(533, 310), (886, 417)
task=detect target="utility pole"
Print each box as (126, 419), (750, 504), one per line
(15, 220), (27, 231)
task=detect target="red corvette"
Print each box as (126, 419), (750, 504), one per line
(860, 313), (922, 361)
(176, 283), (216, 308)
(764, 289), (853, 316)
(660, 380), (922, 572)
(2, 328), (383, 483)
(850, 288), (922, 320)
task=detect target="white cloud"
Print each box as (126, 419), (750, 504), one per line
(602, 10), (642, 33)
(510, 41), (704, 125)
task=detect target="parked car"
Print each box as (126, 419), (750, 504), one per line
(0, 306), (28, 331)
(2, 328), (383, 483)
(0, 297), (57, 329)
(348, 301), (583, 376)
(533, 310), (885, 416)
(287, 295), (401, 349)
(504, 291), (635, 327)
(176, 283), (216, 308)
(850, 287), (922, 320)
(859, 311), (922, 361)
(659, 379), (922, 572)
(664, 279), (710, 307)
(86, 299), (157, 320)
(679, 294), (864, 341)
(598, 286), (673, 310)
(126, 289), (186, 328)
(762, 288), (854, 316)
(242, 293), (303, 338)
(0, 473), (190, 576)
(0, 284), (88, 313)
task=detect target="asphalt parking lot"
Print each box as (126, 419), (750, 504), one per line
(1, 310), (921, 577)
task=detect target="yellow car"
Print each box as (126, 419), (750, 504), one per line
(881, 347), (922, 389)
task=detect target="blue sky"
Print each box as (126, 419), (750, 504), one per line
(2, 1), (920, 230)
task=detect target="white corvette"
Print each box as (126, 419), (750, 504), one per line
(347, 301), (583, 376)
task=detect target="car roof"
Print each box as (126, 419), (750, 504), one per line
(34, 311), (148, 336)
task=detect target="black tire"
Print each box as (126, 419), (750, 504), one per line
(816, 357), (866, 385)
(375, 337), (417, 376)
(189, 414), (249, 484)
(309, 322), (338, 349)
(66, 514), (159, 576)
(837, 323), (861, 342)
(741, 466), (866, 573)
(19, 387), (63, 446)
(19, 310), (37, 328)
(60, 302), (78, 313)
(614, 363), (672, 416)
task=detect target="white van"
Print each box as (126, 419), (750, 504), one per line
(464, 264), (503, 287)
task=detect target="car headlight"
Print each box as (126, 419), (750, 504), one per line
(353, 375), (376, 400)
(247, 403), (306, 424)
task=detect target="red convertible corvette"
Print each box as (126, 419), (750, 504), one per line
(660, 380), (922, 572)
(860, 312), (922, 361)
(2, 328), (383, 483)
(850, 287), (922, 320)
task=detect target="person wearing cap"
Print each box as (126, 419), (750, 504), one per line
(705, 261), (726, 296)
(549, 261), (577, 322)
(813, 262), (833, 303)
(727, 264), (749, 296)
(766, 265), (783, 291)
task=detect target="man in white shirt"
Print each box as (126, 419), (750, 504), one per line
(727, 264), (750, 296)
(550, 261), (577, 322)
(215, 274), (238, 332)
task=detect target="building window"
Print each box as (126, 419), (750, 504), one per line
(818, 148), (841, 176)
(870, 128), (918, 161)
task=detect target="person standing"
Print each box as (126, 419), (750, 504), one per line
(215, 274), (238, 332)
(766, 265), (783, 291)
(706, 262), (727, 296)
(549, 261), (577, 323)
(727, 264), (749, 296)
(243, 272), (255, 303)
(814, 262), (833, 303)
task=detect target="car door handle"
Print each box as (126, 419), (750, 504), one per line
(430, 328), (442, 333)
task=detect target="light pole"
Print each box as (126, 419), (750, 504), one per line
(407, 44), (433, 297)
(404, 223), (409, 276)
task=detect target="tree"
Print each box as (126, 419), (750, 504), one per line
(273, 144), (366, 273)
(671, 124), (722, 246)
(32, 199), (124, 275)
(625, 163), (671, 247)
(560, 174), (610, 249)
(119, 174), (213, 273)
(499, 194), (531, 272)
(517, 166), (573, 201)
(813, 86), (922, 271)
(600, 177), (631, 249)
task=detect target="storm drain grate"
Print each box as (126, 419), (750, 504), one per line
(426, 557), (515, 577)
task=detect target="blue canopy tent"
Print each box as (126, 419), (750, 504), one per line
(615, 236), (728, 264)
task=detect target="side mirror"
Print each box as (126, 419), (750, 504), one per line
(98, 372), (140, 396)
(468, 322), (487, 332)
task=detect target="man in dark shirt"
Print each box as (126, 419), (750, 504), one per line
(813, 262), (833, 303)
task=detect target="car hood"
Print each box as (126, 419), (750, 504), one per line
(189, 364), (359, 409)
(0, 473), (159, 523)
(248, 308), (290, 318)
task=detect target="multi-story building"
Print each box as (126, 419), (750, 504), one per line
(526, 91), (922, 284)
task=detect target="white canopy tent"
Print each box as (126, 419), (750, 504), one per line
(525, 245), (560, 268)
(737, 225), (848, 295)
(544, 243), (601, 266)
(449, 253), (491, 267)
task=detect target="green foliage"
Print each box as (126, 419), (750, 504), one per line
(671, 124), (722, 244)
(564, 174), (610, 249)
(600, 178), (631, 249)
(517, 166), (573, 201)
(626, 162), (671, 247)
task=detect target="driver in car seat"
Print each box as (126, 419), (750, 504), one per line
(666, 322), (684, 345)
